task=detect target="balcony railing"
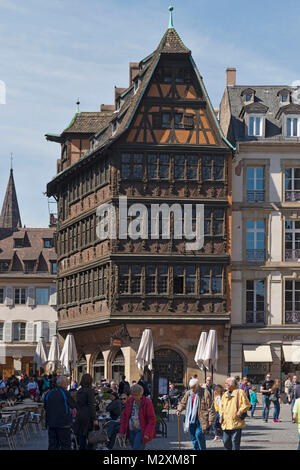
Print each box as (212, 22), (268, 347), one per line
(246, 311), (265, 324)
(285, 191), (300, 202)
(285, 249), (300, 261)
(285, 311), (300, 324)
(246, 249), (265, 262)
(246, 190), (265, 203)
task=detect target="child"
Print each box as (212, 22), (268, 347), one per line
(250, 386), (259, 418)
(213, 385), (224, 440)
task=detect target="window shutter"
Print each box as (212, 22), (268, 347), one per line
(49, 322), (57, 340)
(42, 322), (49, 342)
(4, 321), (12, 342)
(36, 322), (42, 341)
(183, 113), (194, 129)
(28, 286), (35, 306)
(152, 113), (161, 129)
(25, 322), (34, 342)
(49, 285), (57, 306)
(5, 287), (13, 306)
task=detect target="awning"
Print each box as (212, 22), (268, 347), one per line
(282, 345), (300, 362)
(243, 345), (272, 362)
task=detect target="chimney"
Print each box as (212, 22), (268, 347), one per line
(49, 213), (57, 228)
(226, 67), (236, 86)
(114, 87), (127, 108)
(100, 104), (115, 112)
(129, 62), (139, 87)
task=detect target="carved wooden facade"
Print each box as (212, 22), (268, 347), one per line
(47, 25), (233, 382)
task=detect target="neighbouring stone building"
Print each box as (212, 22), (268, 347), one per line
(46, 12), (234, 386)
(0, 169), (57, 377)
(220, 68), (300, 386)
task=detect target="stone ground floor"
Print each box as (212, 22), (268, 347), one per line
(1, 403), (298, 451)
(69, 322), (230, 387)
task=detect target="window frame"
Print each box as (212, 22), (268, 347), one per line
(245, 279), (266, 324)
(247, 114), (264, 137)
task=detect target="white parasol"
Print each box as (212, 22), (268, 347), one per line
(60, 333), (78, 373)
(202, 329), (218, 372)
(47, 335), (61, 372)
(194, 331), (207, 370)
(34, 337), (48, 371)
(136, 329), (154, 371)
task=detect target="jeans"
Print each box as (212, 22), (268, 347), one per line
(212, 412), (222, 436)
(222, 429), (242, 450)
(291, 398), (296, 420)
(48, 427), (71, 450)
(129, 430), (145, 450)
(189, 417), (206, 450)
(251, 404), (256, 418)
(262, 395), (270, 421)
(108, 422), (120, 449)
(298, 434), (300, 451)
(273, 400), (280, 420)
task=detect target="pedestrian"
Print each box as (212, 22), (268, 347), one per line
(73, 373), (98, 450)
(44, 375), (77, 450)
(27, 377), (39, 401)
(177, 378), (215, 451)
(239, 377), (251, 401)
(260, 373), (274, 423)
(169, 383), (180, 408)
(288, 375), (299, 423)
(219, 377), (251, 450)
(131, 380), (137, 386)
(118, 376), (130, 396)
(137, 375), (150, 397)
(106, 392), (122, 420)
(120, 384), (156, 450)
(284, 375), (291, 404)
(212, 385), (223, 440)
(203, 376), (215, 397)
(107, 394), (128, 450)
(249, 386), (259, 418)
(234, 376), (241, 387)
(110, 381), (119, 393)
(292, 396), (300, 450)
(270, 379), (281, 423)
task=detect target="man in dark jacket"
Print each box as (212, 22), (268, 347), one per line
(118, 376), (130, 395)
(44, 375), (77, 450)
(138, 375), (150, 397)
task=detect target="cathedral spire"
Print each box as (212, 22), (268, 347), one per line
(0, 168), (22, 230)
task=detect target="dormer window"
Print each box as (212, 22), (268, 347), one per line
(112, 120), (117, 135)
(277, 88), (291, 105)
(286, 116), (300, 137)
(248, 115), (263, 137)
(241, 88), (255, 104)
(134, 78), (139, 93)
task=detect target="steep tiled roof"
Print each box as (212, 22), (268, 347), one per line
(157, 28), (191, 54)
(63, 112), (113, 134)
(0, 228), (56, 275)
(225, 85), (300, 143)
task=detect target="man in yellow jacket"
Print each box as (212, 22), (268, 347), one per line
(219, 377), (251, 450)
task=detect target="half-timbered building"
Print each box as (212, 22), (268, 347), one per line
(46, 12), (233, 386)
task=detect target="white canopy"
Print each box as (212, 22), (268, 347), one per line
(60, 333), (78, 371)
(47, 335), (60, 372)
(202, 329), (218, 371)
(136, 329), (154, 371)
(282, 344), (300, 363)
(243, 345), (272, 363)
(34, 337), (48, 370)
(194, 331), (207, 370)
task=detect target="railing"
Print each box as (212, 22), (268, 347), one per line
(285, 249), (300, 261)
(285, 191), (300, 202)
(285, 311), (300, 324)
(246, 249), (265, 262)
(246, 311), (265, 324)
(246, 190), (265, 202)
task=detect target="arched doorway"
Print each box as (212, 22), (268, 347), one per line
(112, 349), (125, 384)
(93, 351), (105, 384)
(77, 354), (87, 383)
(154, 348), (184, 386)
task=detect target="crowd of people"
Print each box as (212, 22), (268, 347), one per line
(1, 370), (300, 451)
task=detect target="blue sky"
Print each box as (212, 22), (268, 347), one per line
(0, 0), (300, 227)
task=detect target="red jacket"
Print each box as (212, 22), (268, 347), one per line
(120, 396), (156, 444)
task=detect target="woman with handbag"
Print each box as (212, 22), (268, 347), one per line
(270, 379), (281, 422)
(73, 373), (98, 450)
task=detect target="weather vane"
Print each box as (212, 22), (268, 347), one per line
(76, 98), (80, 113)
(10, 152), (13, 170)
